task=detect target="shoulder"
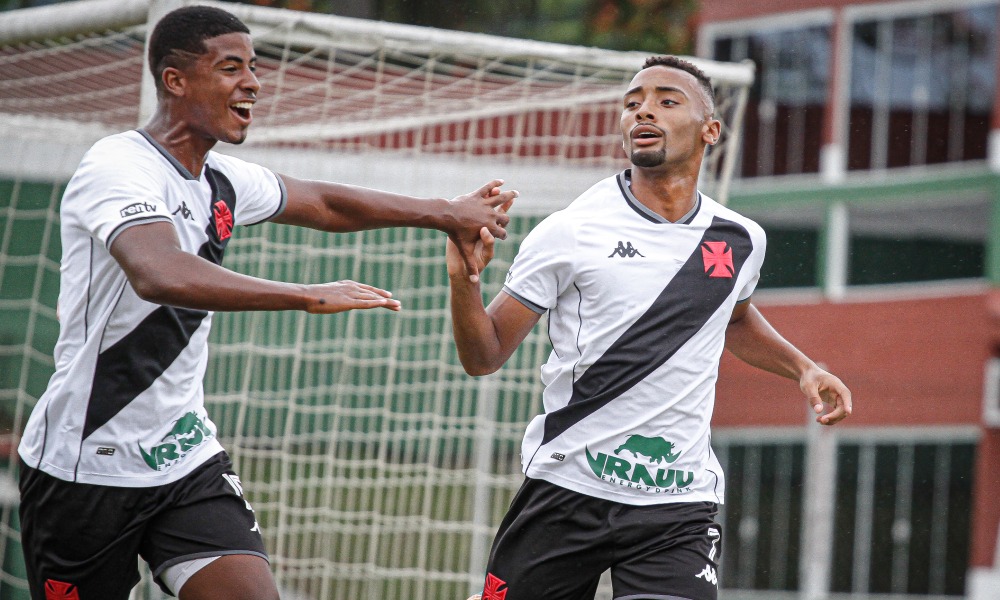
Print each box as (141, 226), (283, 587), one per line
(700, 194), (765, 240)
(83, 131), (158, 166)
(72, 131), (165, 188)
(205, 150), (272, 180)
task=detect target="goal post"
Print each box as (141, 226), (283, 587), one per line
(0, 2), (755, 598)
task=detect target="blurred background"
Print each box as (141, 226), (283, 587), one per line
(0, 0), (998, 599)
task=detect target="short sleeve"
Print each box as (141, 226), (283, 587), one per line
(208, 153), (287, 226)
(737, 223), (767, 301)
(64, 139), (173, 249)
(502, 212), (576, 314)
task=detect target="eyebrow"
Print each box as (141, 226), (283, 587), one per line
(624, 85), (688, 98)
(218, 55), (256, 65)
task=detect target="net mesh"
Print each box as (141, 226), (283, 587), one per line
(0, 2), (753, 598)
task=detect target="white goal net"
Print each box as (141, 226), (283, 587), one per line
(0, 1), (754, 598)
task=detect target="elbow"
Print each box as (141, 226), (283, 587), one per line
(129, 272), (187, 305)
(459, 356), (502, 377)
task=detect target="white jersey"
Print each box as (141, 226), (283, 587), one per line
(18, 130), (286, 487)
(503, 170), (766, 506)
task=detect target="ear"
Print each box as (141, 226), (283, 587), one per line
(161, 67), (187, 98)
(702, 118), (721, 146)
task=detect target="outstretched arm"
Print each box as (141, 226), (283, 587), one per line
(447, 227), (540, 375)
(275, 175), (517, 282)
(725, 301), (853, 425)
(111, 222), (400, 314)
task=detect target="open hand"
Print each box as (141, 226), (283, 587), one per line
(304, 280), (401, 314)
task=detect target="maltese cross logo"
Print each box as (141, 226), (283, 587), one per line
(44, 579), (80, 600)
(701, 241), (733, 278)
(482, 572), (508, 600)
(213, 200), (234, 241)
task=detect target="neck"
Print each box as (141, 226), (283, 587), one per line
(628, 165), (701, 223)
(142, 111), (216, 178)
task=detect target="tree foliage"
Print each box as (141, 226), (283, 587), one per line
(237, 0), (698, 54)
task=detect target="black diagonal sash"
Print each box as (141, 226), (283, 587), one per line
(540, 216), (754, 446)
(81, 168), (238, 441)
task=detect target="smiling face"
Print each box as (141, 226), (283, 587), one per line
(620, 65), (720, 172)
(170, 32), (260, 145)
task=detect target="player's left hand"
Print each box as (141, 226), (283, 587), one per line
(800, 366), (853, 425)
(447, 180), (516, 282)
(446, 226), (496, 282)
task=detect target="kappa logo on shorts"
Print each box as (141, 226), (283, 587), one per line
(696, 564), (718, 586)
(44, 579), (80, 600)
(482, 573), (508, 600)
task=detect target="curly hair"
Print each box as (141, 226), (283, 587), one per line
(641, 55), (715, 116)
(148, 6), (251, 92)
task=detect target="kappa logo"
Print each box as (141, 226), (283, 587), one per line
(608, 241), (645, 258)
(696, 564), (718, 585)
(172, 201), (193, 221)
(701, 241), (733, 278)
(482, 573), (508, 600)
(44, 579), (80, 600)
(213, 200), (234, 241)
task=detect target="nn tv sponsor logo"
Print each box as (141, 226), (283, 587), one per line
(585, 434), (694, 493)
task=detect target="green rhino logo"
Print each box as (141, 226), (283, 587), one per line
(139, 411), (213, 471)
(614, 434), (681, 464)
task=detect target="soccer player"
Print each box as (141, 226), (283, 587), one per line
(450, 56), (852, 600)
(16, 6), (516, 600)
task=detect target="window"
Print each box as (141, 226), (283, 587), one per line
(713, 25), (831, 178)
(846, 195), (988, 285)
(848, 6), (998, 170)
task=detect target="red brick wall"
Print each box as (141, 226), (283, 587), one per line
(697, 0), (891, 25)
(715, 291), (991, 427)
(714, 289), (998, 568)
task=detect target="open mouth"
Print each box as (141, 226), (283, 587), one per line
(632, 127), (663, 146)
(230, 101), (253, 122)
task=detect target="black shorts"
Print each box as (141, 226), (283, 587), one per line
(479, 478), (722, 600)
(18, 451), (267, 599)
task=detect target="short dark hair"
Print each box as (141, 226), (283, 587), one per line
(148, 6), (250, 91)
(641, 55), (715, 116)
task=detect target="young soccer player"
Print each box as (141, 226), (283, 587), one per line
(450, 56), (852, 600)
(16, 6), (516, 600)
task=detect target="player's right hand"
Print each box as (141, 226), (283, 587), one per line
(304, 280), (401, 314)
(446, 180), (516, 283)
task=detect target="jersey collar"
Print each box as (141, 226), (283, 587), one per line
(616, 169), (701, 225)
(135, 129), (199, 181)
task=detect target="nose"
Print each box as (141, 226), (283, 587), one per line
(635, 98), (655, 121)
(244, 69), (260, 95)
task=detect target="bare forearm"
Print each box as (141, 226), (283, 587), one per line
(277, 179), (452, 233)
(127, 250), (311, 311)
(725, 304), (816, 381)
(449, 276), (506, 375)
